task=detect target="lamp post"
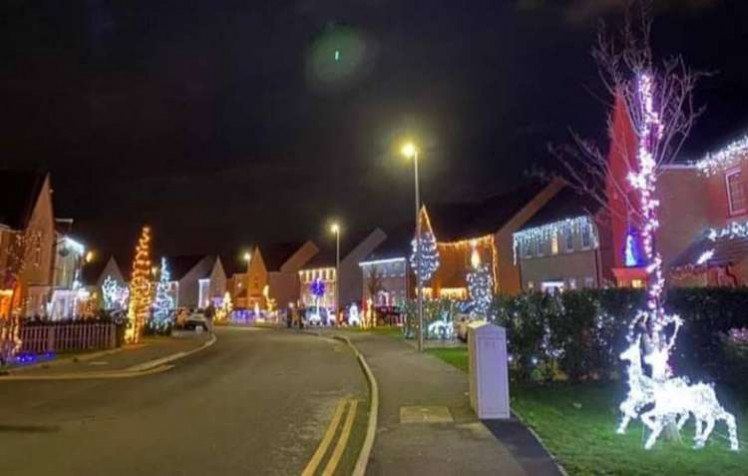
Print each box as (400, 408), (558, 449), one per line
(243, 251), (251, 309)
(331, 223), (340, 326)
(402, 142), (424, 352)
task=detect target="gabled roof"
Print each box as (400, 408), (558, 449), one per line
(670, 232), (748, 270)
(425, 181), (548, 242)
(304, 229), (380, 269)
(260, 241), (307, 271)
(167, 255), (209, 280)
(80, 259), (108, 286)
(0, 170), (48, 230)
(519, 186), (601, 231)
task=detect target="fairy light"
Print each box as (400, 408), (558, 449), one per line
(616, 73), (740, 452)
(512, 216), (598, 264)
(467, 243), (493, 318)
(707, 219), (748, 241)
(151, 257), (174, 330)
(695, 134), (748, 177)
(125, 226), (152, 343)
(102, 276), (129, 310)
(410, 231), (440, 283)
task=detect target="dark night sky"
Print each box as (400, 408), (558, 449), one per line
(1, 0), (747, 264)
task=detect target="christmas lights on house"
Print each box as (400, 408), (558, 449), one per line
(695, 134), (748, 177)
(512, 216), (598, 264)
(126, 226), (153, 343)
(102, 276), (129, 310)
(707, 219), (748, 242)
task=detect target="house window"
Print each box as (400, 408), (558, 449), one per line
(564, 227), (574, 252)
(581, 224), (592, 249)
(551, 234), (559, 255)
(631, 279), (644, 289)
(726, 169), (747, 216)
(584, 277), (595, 288)
(524, 241), (532, 258)
(535, 238), (543, 257)
(527, 281), (534, 291)
(568, 278), (577, 290)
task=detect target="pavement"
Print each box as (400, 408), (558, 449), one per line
(339, 332), (562, 476)
(0, 327), (368, 475)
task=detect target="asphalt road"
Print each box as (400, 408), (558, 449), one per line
(0, 328), (367, 475)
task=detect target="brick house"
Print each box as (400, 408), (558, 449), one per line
(513, 187), (607, 292)
(0, 171), (56, 318)
(667, 135), (748, 286)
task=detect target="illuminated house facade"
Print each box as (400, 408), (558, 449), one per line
(238, 241), (318, 310)
(80, 256), (127, 311)
(513, 187), (606, 292)
(167, 255), (226, 309)
(417, 179), (564, 298)
(47, 233), (91, 319)
(0, 171), (56, 318)
(299, 229), (386, 311)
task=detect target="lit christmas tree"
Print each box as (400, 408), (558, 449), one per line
(151, 257), (174, 330)
(217, 291), (233, 322)
(467, 247), (493, 318)
(410, 231), (439, 283)
(126, 226), (153, 343)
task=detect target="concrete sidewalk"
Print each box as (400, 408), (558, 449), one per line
(342, 332), (561, 476)
(4, 333), (212, 377)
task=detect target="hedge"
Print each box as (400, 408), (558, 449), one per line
(490, 288), (748, 387)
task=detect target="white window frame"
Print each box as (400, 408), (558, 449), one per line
(564, 227), (574, 252)
(726, 169), (747, 216)
(581, 224), (592, 250)
(536, 237), (544, 257)
(551, 234), (559, 255)
(524, 240), (533, 259)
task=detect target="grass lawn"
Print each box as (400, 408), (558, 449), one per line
(427, 346), (747, 476)
(345, 325), (404, 339)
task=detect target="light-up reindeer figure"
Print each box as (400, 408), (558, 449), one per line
(617, 335), (654, 434)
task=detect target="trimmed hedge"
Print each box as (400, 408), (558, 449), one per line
(490, 288), (748, 387)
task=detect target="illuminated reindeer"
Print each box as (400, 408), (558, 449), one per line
(617, 335), (655, 434)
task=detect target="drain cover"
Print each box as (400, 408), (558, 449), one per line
(400, 406), (453, 424)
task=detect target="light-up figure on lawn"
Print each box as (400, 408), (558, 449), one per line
(616, 73), (739, 451)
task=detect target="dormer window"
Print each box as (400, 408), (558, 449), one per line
(726, 169), (746, 216)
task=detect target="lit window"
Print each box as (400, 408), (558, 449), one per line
(527, 281), (534, 291)
(631, 279), (644, 289)
(564, 227), (574, 252)
(581, 224), (592, 249)
(726, 170), (747, 216)
(551, 234), (559, 255)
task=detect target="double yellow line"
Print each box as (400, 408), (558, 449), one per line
(302, 398), (359, 476)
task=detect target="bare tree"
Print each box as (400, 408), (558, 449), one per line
(552, 1), (704, 231)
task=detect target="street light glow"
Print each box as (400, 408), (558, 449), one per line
(243, 252), (251, 262)
(401, 142), (417, 159)
(331, 223), (340, 234)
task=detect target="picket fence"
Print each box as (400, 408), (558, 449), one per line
(19, 323), (117, 354)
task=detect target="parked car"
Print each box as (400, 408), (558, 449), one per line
(184, 311), (210, 332)
(456, 315), (482, 342)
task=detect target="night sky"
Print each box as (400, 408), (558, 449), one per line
(2, 0), (747, 263)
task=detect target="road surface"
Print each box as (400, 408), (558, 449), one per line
(0, 327), (367, 475)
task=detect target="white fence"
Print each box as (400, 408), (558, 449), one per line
(20, 323), (117, 354)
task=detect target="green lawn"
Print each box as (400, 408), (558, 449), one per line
(427, 346), (747, 476)
(345, 325), (404, 339)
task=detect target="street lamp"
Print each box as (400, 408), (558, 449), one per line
(401, 141), (424, 352)
(330, 223), (340, 326)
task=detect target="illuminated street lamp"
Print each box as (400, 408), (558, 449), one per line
(402, 141), (424, 352)
(330, 223), (340, 325)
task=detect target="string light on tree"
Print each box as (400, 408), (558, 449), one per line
(151, 257), (174, 330)
(467, 245), (493, 319)
(218, 291), (233, 322)
(102, 276), (129, 310)
(410, 231), (440, 283)
(126, 226), (153, 343)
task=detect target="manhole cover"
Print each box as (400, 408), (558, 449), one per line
(400, 406), (453, 424)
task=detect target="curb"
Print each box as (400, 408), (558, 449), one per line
(3, 346), (126, 375)
(331, 334), (379, 476)
(125, 333), (218, 372)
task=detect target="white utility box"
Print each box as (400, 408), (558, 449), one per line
(468, 322), (510, 419)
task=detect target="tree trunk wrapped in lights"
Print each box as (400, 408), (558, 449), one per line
(409, 231), (439, 283)
(126, 226), (153, 343)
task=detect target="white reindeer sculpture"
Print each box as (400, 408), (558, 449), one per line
(618, 332), (740, 451)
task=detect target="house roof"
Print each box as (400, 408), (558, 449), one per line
(304, 229), (378, 269)
(670, 233), (748, 270)
(519, 186), (601, 231)
(260, 241), (307, 271)
(362, 222), (413, 262)
(167, 255), (210, 280)
(426, 181), (547, 242)
(80, 259), (109, 286)
(0, 170), (48, 230)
